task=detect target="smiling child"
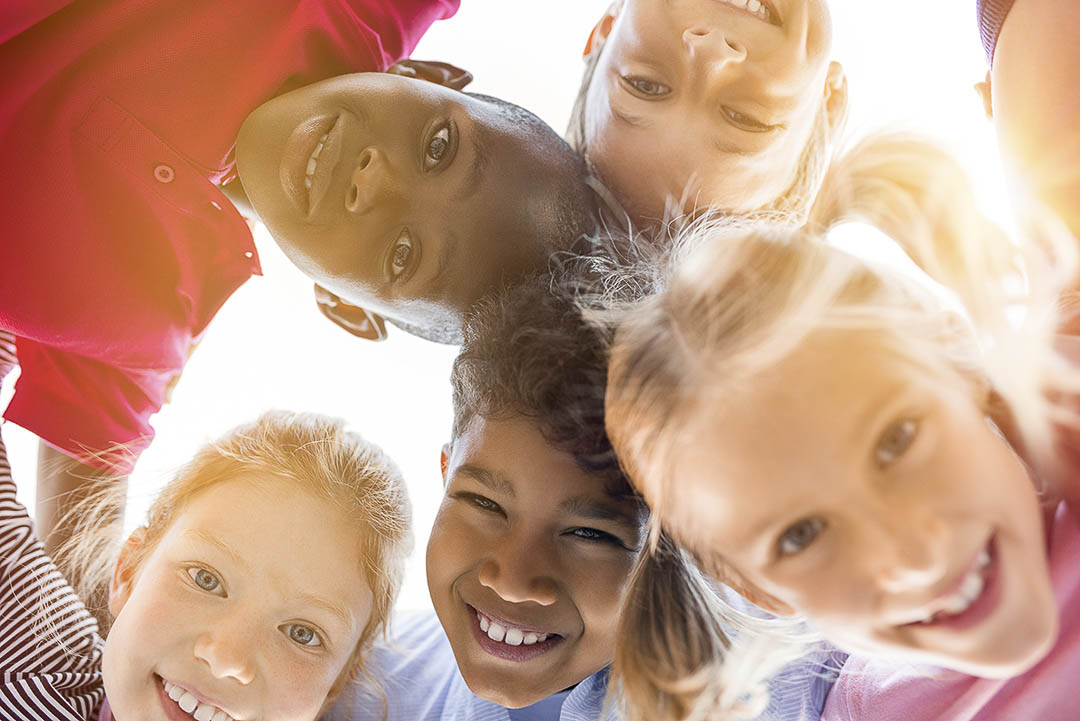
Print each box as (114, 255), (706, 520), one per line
(568, 0), (847, 222)
(0, 380), (412, 721)
(0, 0), (597, 551)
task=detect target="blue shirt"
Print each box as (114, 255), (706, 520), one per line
(327, 611), (840, 721)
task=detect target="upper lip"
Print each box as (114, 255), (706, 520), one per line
(467, 603), (564, 637)
(161, 675), (244, 720)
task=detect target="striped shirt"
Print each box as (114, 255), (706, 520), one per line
(976, 0), (1016, 64)
(0, 377), (106, 720)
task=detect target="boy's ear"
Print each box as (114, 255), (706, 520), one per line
(440, 442), (452, 485)
(711, 557), (797, 617)
(583, 5), (619, 57)
(109, 526), (148, 617)
(975, 70), (993, 119)
(313, 284), (388, 342)
(823, 61), (849, 137)
(388, 59), (473, 91)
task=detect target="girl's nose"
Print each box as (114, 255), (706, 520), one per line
(682, 27), (747, 68)
(870, 515), (950, 594)
(345, 146), (388, 215)
(193, 627), (256, 685)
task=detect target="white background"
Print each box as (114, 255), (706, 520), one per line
(1, 1), (1008, 611)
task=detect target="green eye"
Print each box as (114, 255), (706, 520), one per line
(777, 518), (824, 556)
(875, 419), (918, 467)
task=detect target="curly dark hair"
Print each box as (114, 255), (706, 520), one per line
(450, 273), (633, 497)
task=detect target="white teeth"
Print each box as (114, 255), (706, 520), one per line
(212, 712), (230, 721)
(720, 0), (769, 21)
(730, 0), (747, 7)
(476, 611), (552, 647)
(747, 0), (761, 11)
(303, 133), (329, 192)
(193, 704), (216, 721)
(167, 683), (184, 702)
(478, 614), (490, 633)
(976, 549), (991, 569)
(504, 628), (524, 646)
(523, 633), (538, 645)
(487, 622), (506, 643)
(178, 692), (198, 713)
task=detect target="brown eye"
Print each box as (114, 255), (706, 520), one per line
(875, 419), (918, 467)
(424, 124), (452, 170)
(777, 518), (824, 556)
(722, 106), (774, 132)
(390, 229), (414, 278)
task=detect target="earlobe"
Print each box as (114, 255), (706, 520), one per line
(823, 61), (849, 137)
(387, 59), (473, 91)
(583, 5), (619, 58)
(440, 443), (452, 485)
(313, 284), (388, 341)
(109, 527), (148, 617)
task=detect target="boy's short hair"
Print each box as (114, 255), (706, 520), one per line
(450, 273), (630, 496)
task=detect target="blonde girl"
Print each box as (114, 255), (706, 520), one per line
(568, 0), (848, 224)
(0, 386), (411, 721)
(601, 133), (1079, 719)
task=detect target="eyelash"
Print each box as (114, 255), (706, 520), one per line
(722, 106), (773, 132)
(423, 121), (454, 172)
(457, 493), (624, 546)
(620, 75), (670, 99)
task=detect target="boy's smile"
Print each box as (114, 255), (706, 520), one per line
(235, 73), (588, 337)
(427, 415), (644, 708)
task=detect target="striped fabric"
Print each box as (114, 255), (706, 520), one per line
(0, 329), (15, 382)
(976, 0), (1016, 64)
(0, 405), (106, 721)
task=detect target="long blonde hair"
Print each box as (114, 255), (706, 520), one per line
(603, 132), (1076, 720)
(56, 410), (412, 704)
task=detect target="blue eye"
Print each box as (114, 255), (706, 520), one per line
(284, 623), (323, 647)
(777, 518), (824, 556)
(621, 75), (670, 98)
(187, 567), (225, 596)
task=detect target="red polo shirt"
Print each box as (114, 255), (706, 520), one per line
(0, 0), (458, 472)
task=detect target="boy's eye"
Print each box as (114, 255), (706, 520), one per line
(568, 527), (618, 544)
(424, 123), (453, 171)
(777, 518), (824, 557)
(875, 418), (918, 467)
(283, 623), (323, 647)
(722, 106), (774, 133)
(621, 75), (671, 99)
(187, 567), (225, 596)
(465, 493), (501, 513)
(390, 229), (414, 279)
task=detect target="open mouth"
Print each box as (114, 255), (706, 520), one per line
(902, 536), (1001, 631)
(279, 113), (341, 217)
(466, 604), (565, 662)
(157, 675), (238, 721)
(712, 0), (781, 26)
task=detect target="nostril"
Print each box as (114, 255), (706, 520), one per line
(725, 38), (744, 53)
(358, 150), (372, 171)
(347, 184), (359, 208)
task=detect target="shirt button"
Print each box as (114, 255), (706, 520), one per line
(244, 251), (254, 258)
(153, 163), (175, 183)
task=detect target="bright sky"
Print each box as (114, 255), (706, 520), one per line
(1, 1), (1008, 611)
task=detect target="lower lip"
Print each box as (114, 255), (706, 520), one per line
(279, 114), (338, 216)
(156, 675), (196, 721)
(910, 537), (1003, 633)
(467, 606), (565, 662)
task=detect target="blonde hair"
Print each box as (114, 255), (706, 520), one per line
(567, 1), (841, 225)
(603, 132), (1076, 720)
(56, 410), (412, 706)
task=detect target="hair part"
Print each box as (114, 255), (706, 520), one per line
(57, 410), (412, 709)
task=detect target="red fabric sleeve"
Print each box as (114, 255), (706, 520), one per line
(343, 0), (460, 65)
(3, 338), (173, 474)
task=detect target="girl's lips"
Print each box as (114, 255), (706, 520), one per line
(279, 114), (337, 216)
(902, 536), (1002, 632)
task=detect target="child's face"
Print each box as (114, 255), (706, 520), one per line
(236, 73), (577, 334)
(103, 476), (374, 721)
(585, 0), (841, 217)
(656, 331), (1058, 678)
(427, 416), (645, 708)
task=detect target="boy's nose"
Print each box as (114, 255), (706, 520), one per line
(345, 146), (389, 215)
(477, 553), (559, 607)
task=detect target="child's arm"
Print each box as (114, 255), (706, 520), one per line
(0, 393), (106, 719)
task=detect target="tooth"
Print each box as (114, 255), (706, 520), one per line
(537, 634), (548, 642)
(168, 684), (185, 702)
(178, 692), (198, 713)
(960, 571), (985, 602)
(479, 615), (490, 633)
(523, 633), (538, 645)
(312, 143), (324, 159)
(212, 712), (230, 721)
(304, 176), (312, 190)
(194, 704), (216, 721)
(977, 550), (990, 569)
(487, 622), (506, 643)
(730, 0), (747, 7)
(504, 628), (524, 646)
(941, 593), (970, 615)
(747, 0), (761, 11)
(306, 157), (318, 175)
(320, 133), (328, 143)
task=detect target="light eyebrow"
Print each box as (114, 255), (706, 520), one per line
(186, 529), (251, 572)
(454, 463), (516, 498)
(293, 589), (353, 630)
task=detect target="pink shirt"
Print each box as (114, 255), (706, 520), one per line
(0, 0), (457, 473)
(823, 502), (1080, 721)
